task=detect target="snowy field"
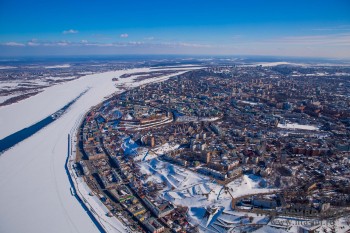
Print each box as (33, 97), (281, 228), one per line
(0, 66), (202, 233)
(138, 158), (275, 232)
(133, 142), (180, 161)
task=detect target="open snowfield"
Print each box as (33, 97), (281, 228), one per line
(0, 66), (202, 233)
(133, 143), (180, 161)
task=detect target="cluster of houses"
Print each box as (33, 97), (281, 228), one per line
(77, 65), (350, 232)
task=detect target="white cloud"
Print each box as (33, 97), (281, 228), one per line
(40, 41), (71, 46)
(2, 42), (25, 46)
(82, 41), (144, 47)
(144, 36), (154, 40)
(120, 33), (129, 38)
(128, 41), (144, 45)
(63, 29), (79, 34)
(160, 42), (213, 48)
(2, 35), (349, 58)
(57, 42), (69, 46)
(267, 33), (350, 46)
(179, 42), (212, 48)
(27, 42), (40, 46)
(89, 43), (114, 47)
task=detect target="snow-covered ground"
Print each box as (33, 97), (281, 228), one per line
(133, 142), (179, 161)
(255, 62), (306, 67)
(0, 66), (202, 233)
(138, 158), (275, 232)
(0, 94), (19, 103)
(45, 64), (71, 69)
(277, 123), (319, 131)
(240, 62), (306, 67)
(238, 100), (260, 106)
(0, 65), (17, 69)
(153, 143), (179, 155)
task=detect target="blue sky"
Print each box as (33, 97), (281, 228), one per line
(0, 0), (350, 58)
